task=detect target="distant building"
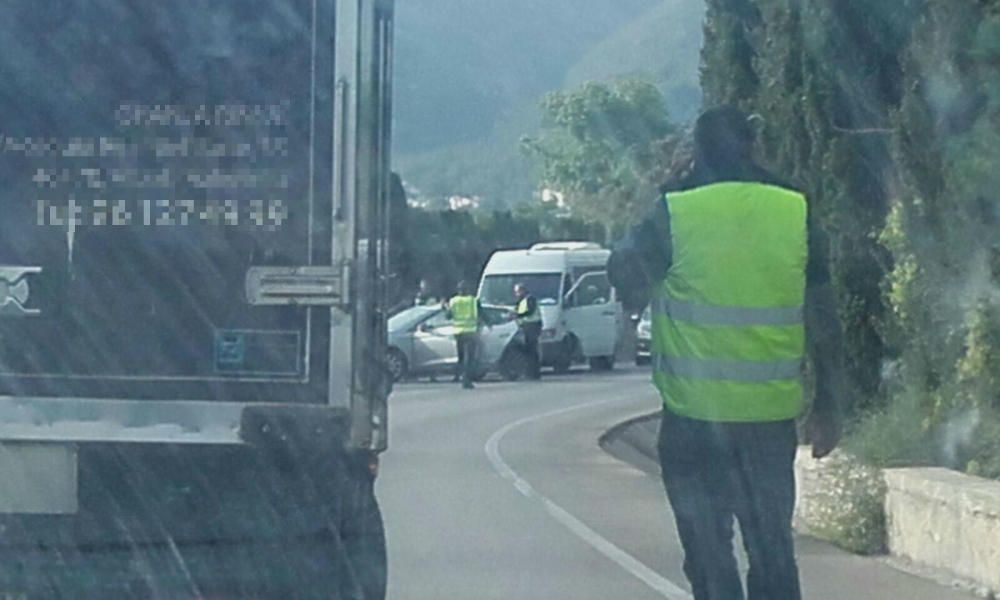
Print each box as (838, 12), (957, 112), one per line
(541, 188), (567, 209)
(448, 195), (481, 210)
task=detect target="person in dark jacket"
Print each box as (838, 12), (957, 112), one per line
(608, 106), (844, 600)
(512, 283), (542, 380)
(413, 279), (439, 307)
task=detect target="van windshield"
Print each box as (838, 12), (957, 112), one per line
(479, 274), (562, 306)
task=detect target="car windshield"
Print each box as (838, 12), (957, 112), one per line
(479, 273), (562, 306)
(388, 306), (439, 332)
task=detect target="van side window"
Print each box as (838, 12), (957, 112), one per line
(572, 266), (605, 281)
(566, 272), (612, 307)
(576, 274), (611, 306)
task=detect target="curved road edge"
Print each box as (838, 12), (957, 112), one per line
(599, 410), (661, 477)
(485, 400), (692, 600)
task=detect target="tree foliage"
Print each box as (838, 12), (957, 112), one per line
(701, 0), (1000, 476)
(391, 205), (602, 309)
(521, 79), (680, 239)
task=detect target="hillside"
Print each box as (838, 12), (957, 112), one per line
(393, 0), (659, 155)
(394, 0), (706, 207)
(565, 0), (704, 122)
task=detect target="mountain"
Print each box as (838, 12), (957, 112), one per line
(393, 0), (660, 154)
(565, 0), (704, 122)
(393, 0), (706, 206)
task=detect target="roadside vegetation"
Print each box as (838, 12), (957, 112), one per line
(389, 203), (602, 307)
(697, 0), (1000, 480)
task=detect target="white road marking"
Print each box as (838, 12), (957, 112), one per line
(484, 399), (693, 600)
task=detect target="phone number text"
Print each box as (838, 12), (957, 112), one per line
(36, 198), (289, 228)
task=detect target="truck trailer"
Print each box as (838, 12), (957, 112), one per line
(0, 1), (395, 597)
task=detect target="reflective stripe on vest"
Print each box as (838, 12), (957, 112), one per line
(516, 297), (541, 325)
(450, 295), (478, 335)
(652, 181), (808, 422)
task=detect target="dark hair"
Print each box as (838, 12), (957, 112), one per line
(457, 280), (470, 295)
(693, 106), (755, 169)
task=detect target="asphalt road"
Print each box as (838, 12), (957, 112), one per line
(379, 367), (977, 600)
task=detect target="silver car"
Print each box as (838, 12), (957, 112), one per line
(386, 305), (528, 382)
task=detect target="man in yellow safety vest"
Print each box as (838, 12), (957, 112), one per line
(513, 283), (543, 380)
(446, 281), (482, 390)
(609, 106), (844, 600)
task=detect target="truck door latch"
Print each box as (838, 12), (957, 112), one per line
(0, 266), (42, 317)
(245, 265), (349, 307)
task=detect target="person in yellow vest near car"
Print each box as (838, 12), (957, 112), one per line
(512, 283), (543, 380)
(609, 106), (845, 600)
(446, 281), (483, 390)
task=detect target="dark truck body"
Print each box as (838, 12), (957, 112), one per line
(0, 1), (394, 597)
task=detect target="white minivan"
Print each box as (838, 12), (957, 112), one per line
(477, 242), (622, 372)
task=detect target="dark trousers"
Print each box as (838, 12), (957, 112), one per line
(658, 411), (801, 600)
(520, 322), (542, 379)
(454, 333), (478, 385)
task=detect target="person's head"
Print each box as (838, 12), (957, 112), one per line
(693, 106), (756, 172)
(418, 279), (430, 292)
(514, 283), (528, 300)
(456, 280), (471, 296)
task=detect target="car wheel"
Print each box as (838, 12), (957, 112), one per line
(499, 349), (529, 381)
(386, 348), (408, 382)
(589, 355), (615, 372)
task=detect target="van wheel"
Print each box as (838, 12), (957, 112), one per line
(589, 356), (615, 372)
(552, 337), (575, 374)
(499, 349), (529, 381)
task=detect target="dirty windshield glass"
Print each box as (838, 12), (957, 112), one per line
(388, 306), (437, 332)
(479, 273), (562, 306)
(2, 1), (998, 599)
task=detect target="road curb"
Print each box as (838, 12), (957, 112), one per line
(598, 411), (661, 477)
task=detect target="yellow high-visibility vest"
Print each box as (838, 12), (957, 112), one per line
(449, 295), (479, 335)
(516, 297), (541, 326)
(652, 182), (808, 422)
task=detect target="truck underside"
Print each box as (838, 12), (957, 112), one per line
(0, 409), (385, 599)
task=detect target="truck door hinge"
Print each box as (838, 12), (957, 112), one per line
(0, 266), (42, 317)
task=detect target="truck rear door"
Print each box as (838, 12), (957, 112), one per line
(0, 0), (393, 446)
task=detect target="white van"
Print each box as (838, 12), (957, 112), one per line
(477, 242), (622, 372)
